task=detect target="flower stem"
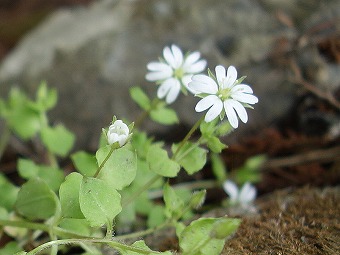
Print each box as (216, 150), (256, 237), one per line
(25, 238), (162, 255)
(134, 98), (161, 129)
(122, 174), (161, 208)
(172, 115), (204, 160)
(93, 143), (118, 178)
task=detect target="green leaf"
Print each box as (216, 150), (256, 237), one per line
(150, 107), (179, 125)
(41, 124), (75, 157)
(71, 151), (97, 176)
(179, 218), (226, 255)
(163, 183), (184, 219)
(0, 174), (19, 210)
(59, 172), (84, 219)
(147, 205), (166, 228)
(8, 106), (40, 140)
(211, 217), (241, 239)
(147, 143), (180, 177)
(210, 153), (227, 183)
(79, 177), (121, 227)
(18, 159), (64, 192)
(131, 131), (152, 159)
(58, 218), (91, 236)
(207, 136), (227, 153)
(17, 159), (39, 179)
(35, 81), (57, 111)
(116, 240), (172, 255)
(129, 87), (151, 110)
(0, 241), (22, 255)
(96, 146), (137, 190)
(172, 142), (207, 175)
(15, 178), (57, 220)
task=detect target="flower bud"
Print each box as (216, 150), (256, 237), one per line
(107, 120), (129, 147)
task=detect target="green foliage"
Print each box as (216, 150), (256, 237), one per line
(0, 174), (19, 211)
(18, 159), (64, 192)
(172, 142), (207, 175)
(59, 172), (84, 219)
(178, 217), (239, 255)
(200, 120), (228, 153)
(150, 106), (178, 125)
(79, 177), (121, 227)
(210, 153), (227, 183)
(147, 143), (180, 177)
(71, 151), (98, 176)
(15, 178), (58, 220)
(58, 218), (91, 236)
(130, 87), (151, 111)
(40, 124), (75, 157)
(0, 241), (22, 255)
(234, 155), (265, 184)
(96, 145), (137, 190)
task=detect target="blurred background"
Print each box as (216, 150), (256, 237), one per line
(0, 0), (339, 192)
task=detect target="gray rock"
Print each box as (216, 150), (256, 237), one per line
(0, 0), (337, 149)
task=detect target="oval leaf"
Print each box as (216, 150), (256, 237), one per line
(96, 146), (137, 190)
(15, 178), (57, 220)
(79, 177), (121, 227)
(147, 143), (180, 177)
(59, 172), (84, 219)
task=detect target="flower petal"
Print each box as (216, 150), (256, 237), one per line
(189, 75), (218, 94)
(222, 65), (237, 89)
(224, 99), (239, 128)
(157, 79), (173, 99)
(163, 46), (177, 69)
(232, 93), (259, 104)
(204, 98), (223, 122)
(171, 45), (183, 68)
(239, 182), (256, 204)
(229, 99), (248, 123)
(145, 70), (172, 81)
(231, 84), (253, 94)
(223, 180), (239, 202)
(215, 65), (226, 85)
(183, 51), (201, 67)
(165, 78), (181, 104)
(194, 95), (218, 112)
(182, 75), (194, 92)
(184, 60), (207, 73)
(147, 62), (172, 72)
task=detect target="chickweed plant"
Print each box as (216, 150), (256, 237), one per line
(0, 44), (259, 255)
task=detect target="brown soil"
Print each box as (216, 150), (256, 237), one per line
(224, 186), (340, 255)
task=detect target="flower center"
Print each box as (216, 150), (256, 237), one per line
(174, 67), (184, 79)
(218, 88), (231, 101)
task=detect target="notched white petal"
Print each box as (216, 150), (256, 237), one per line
(229, 99), (248, 123)
(223, 180), (239, 202)
(183, 51), (201, 67)
(165, 79), (181, 104)
(232, 93), (259, 104)
(163, 46), (177, 69)
(204, 99), (223, 122)
(215, 65), (226, 84)
(184, 60), (207, 73)
(195, 95), (218, 112)
(224, 100), (239, 128)
(171, 44), (183, 68)
(239, 182), (256, 204)
(157, 79), (173, 99)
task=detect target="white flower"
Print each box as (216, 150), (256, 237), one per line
(189, 65), (258, 128)
(223, 180), (256, 206)
(145, 44), (207, 104)
(107, 120), (129, 147)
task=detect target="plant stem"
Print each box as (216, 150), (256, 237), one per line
(134, 98), (160, 129)
(93, 143), (118, 178)
(172, 115), (204, 160)
(114, 221), (173, 240)
(26, 238), (163, 255)
(148, 179), (218, 199)
(122, 175), (161, 208)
